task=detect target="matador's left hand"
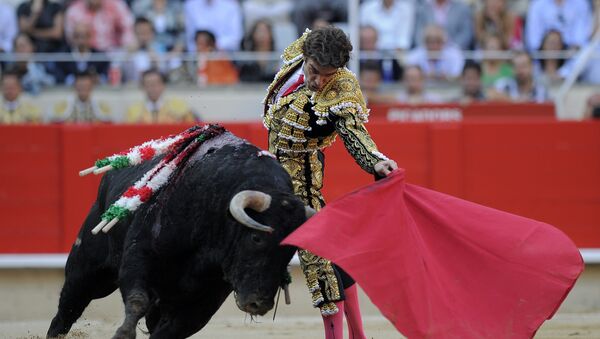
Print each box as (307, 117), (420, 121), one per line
(374, 160), (398, 177)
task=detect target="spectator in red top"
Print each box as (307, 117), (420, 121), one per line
(191, 30), (238, 86)
(64, 0), (135, 52)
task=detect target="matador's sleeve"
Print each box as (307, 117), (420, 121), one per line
(332, 107), (388, 174)
(312, 69), (389, 174)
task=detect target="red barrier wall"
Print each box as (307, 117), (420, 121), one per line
(1, 120), (599, 253)
(369, 102), (556, 122)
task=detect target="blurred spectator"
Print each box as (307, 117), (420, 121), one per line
(237, 19), (278, 82)
(0, 3), (18, 73)
(359, 25), (402, 82)
(242, 0), (293, 31)
(125, 68), (196, 123)
(184, 0), (243, 52)
(17, 0), (65, 53)
(359, 0), (416, 51)
(54, 23), (109, 85)
(0, 3), (18, 53)
(595, 0), (600, 34)
(311, 17), (331, 30)
(556, 10), (600, 84)
(558, 40), (600, 84)
(415, 0), (474, 50)
(474, 0), (521, 49)
(132, 0), (185, 53)
(480, 33), (513, 88)
(493, 51), (549, 102)
(525, 0), (592, 51)
(537, 30), (568, 85)
(125, 17), (180, 82)
(7, 33), (55, 95)
(292, 0), (347, 35)
(0, 69), (42, 124)
(359, 61), (396, 104)
(584, 92), (600, 119)
(65, 0), (135, 52)
(397, 65), (442, 104)
(51, 70), (112, 122)
(191, 30), (238, 86)
(405, 25), (465, 81)
(455, 60), (486, 103)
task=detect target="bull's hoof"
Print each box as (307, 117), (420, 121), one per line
(46, 328), (66, 338)
(112, 326), (136, 339)
(47, 316), (69, 338)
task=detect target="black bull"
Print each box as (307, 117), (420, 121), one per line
(47, 132), (312, 339)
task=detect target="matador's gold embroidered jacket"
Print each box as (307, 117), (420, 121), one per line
(263, 31), (389, 316)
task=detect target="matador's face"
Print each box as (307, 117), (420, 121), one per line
(303, 58), (338, 92)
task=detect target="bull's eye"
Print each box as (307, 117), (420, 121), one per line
(251, 233), (264, 245)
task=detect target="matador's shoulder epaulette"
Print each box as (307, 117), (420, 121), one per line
(312, 68), (369, 126)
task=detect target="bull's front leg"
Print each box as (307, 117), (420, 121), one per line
(149, 286), (232, 339)
(113, 288), (149, 339)
(112, 240), (152, 339)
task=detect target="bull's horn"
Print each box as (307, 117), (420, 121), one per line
(229, 190), (274, 233)
(305, 206), (317, 218)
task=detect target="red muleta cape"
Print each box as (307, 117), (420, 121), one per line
(283, 169), (584, 339)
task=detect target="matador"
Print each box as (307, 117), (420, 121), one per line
(262, 27), (398, 339)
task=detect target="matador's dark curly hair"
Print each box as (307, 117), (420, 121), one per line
(302, 27), (352, 69)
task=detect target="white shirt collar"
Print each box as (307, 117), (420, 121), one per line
(145, 97), (164, 112)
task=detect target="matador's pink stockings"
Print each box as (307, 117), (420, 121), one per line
(344, 284), (367, 339)
(322, 301), (344, 339)
(321, 285), (367, 339)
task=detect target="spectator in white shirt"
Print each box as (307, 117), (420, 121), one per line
(415, 0), (474, 50)
(555, 1), (600, 84)
(132, 0), (185, 53)
(405, 24), (465, 81)
(126, 17), (178, 82)
(0, 3), (18, 53)
(558, 39), (600, 84)
(360, 0), (416, 51)
(359, 25), (403, 82)
(184, 0), (243, 52)
(494, 51), (549, 102)
(594, 0), (600, 34)
(525, 0), (592, 51)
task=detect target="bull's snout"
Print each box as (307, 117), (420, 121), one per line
(236, 293), (274, 316)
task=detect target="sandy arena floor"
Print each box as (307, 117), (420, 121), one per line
(1, 266), (599, 339)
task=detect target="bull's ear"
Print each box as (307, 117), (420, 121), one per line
(305, 206), (316, 219)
